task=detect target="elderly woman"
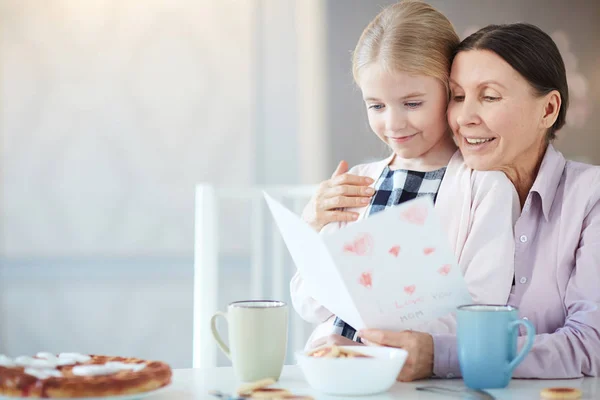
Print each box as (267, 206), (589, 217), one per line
(356, 23), (600, 381)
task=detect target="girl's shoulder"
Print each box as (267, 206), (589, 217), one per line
(442, 150), (518, 211)
(347, 154), (394, 179)
(447, 150), (514, 192)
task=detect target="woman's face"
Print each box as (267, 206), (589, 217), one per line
(447, 50), (550, 172)
(358, 63), (449, 161)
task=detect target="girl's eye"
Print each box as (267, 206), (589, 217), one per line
(405, 102), (422, 109)
(368, 104), (384, 110)
(452, 95), (465, 102)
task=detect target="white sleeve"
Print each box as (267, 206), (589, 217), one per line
(289, 164), (367, 325)
(303, 315), (337, 350)
(460, 170), (519, 304)
(414, 171), (519, 334)
(290, 270), (334, 323)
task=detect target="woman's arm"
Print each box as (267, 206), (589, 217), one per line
(434, 184), (600, 379)
(513, 189), (600, 378)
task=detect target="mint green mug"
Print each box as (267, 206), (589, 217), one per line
(211, 300), (288, 382)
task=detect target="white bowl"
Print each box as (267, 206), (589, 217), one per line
(295, 345), (408, 396)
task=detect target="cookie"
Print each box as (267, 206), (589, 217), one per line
(540, 387), (582, 399)
(236, 378), (276, 396)
(249, 387), (291, 398)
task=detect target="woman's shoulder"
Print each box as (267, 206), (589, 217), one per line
(565, 159), (600, 184)
(563, 160), (600, 207)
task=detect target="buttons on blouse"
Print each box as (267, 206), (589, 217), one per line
(519, 235), (528, 243)
(519, 277), (528, 284)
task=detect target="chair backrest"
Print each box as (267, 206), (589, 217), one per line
(193, 183), (318, 368)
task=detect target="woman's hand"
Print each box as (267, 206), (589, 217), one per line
(359, 329), (434, 382)
(302, 160), (375, 232)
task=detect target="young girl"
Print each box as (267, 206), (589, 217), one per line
(291, 0), (519, 348)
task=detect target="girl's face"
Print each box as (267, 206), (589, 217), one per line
(358, 63), (450, 161)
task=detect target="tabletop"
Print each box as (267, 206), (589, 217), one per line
(152, 365), (600, 399)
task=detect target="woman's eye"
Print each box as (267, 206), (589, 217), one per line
(452, 95), (465, 102)
(483, 96), (500, 102)
(368, 104), (384, 110)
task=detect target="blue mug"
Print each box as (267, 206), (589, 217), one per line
(456, 305), (535, 389)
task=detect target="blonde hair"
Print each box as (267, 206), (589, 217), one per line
(352, 0), (459, 95)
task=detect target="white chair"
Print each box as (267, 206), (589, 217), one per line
(193, 184), (318, 368)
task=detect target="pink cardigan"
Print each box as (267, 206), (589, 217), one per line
(290, 151), (520, 346)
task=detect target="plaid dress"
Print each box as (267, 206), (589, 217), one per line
(332, 164), (447, 341)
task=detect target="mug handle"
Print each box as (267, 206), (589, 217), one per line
(210, 311), (231, 360)
(506, 319), (536, 373)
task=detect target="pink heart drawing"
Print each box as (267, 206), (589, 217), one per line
(389, 245), (401, 257)
(423, 247), (435, 255)
(343, 233), (374, 256)
(359, 272), (373, 289)
(404, 285), (416, 296)
(400, 204), (429, 225)
(438, 264), (452, 276)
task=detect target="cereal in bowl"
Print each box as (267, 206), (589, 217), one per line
(306, 345), (372, 359)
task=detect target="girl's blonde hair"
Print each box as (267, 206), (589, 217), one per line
(352, 0), (459, 95)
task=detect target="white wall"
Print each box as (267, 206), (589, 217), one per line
(1, 0), (256, 258)
(0, 259), (193, 368)
(0, 0), (328, 368)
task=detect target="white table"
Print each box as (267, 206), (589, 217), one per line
(153, 365), (600, 399)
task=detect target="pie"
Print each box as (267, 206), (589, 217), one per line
(0, 352), (172, 398)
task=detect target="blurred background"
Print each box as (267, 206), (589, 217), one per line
(0, 0), (598, 368)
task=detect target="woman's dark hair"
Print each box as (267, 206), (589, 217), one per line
(455, 23), (569, 141)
